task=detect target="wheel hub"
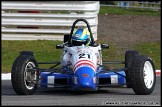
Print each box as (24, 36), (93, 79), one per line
(24, 62), (37, 90)
(143, 61), (154, 89)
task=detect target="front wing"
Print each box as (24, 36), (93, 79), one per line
(40, 70), (126, 89)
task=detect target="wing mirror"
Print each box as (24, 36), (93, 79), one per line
(64, 34), (70, 43)
(101, 44), (109, 49)
(56, 44), (64, 49)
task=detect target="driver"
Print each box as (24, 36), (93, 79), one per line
(62, 28), (91, 67)
(71, 28), (91, 47)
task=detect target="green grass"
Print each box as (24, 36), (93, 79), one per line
(1, 40), (125, 72)
(1, 40), (62, 72)
(133, 41), (161, 69)
(99, 6), (161, 16)
(101, 42), (126, 69)
(1, 7), (160, 72)
(2, 40), (160, 73)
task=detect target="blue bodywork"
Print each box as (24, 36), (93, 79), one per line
(40, 66), (126, 91)
(73, 66), (97, 91)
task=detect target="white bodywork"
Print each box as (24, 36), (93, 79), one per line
(61, 44), (102, 72)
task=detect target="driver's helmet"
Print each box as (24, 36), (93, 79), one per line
(71, 28), (91, 46)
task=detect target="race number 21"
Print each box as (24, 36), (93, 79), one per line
(79, 53), (90, 59)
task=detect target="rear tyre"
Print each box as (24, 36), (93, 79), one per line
(125, 50), (139, 88)
(11, 55), (39, 95)
(130, 55), (156, 95)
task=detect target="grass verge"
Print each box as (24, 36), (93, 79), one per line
(1, 40), (160, 73)
(99, 6), (161, 16)
(2, 40), (62, 73)
(133, 41), (160, 70)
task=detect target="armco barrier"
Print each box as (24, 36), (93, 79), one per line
(1, 1), (100, 40)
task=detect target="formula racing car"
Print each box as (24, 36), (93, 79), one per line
(11, 19), (156, 95)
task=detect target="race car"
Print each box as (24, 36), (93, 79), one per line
(11, 18), (156, 95)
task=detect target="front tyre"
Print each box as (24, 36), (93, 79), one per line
(125, 50), (139, 88)
(131, 55), (156, 95)
(11, 55), (38, 95)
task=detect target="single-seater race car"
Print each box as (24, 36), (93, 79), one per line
(11, 19), (156, 95)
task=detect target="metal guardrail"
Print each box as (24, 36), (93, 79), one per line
(101, 1), (161, 10)
(1, 1), (100, 40)
(2, 1), (99, 11)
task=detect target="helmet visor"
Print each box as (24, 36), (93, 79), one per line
(72, 39), (90, 46)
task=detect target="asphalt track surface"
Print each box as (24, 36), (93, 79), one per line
(1, 77), (161, 106)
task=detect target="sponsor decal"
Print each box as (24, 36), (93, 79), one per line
(82, 74), (89, 77)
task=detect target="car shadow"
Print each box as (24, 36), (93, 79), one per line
(36, 87), (135, 96)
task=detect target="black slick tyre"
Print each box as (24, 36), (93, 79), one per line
(11, 55), (38, 95)
(125, 50), (139, 88)
(130, 55), (156, 95)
